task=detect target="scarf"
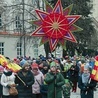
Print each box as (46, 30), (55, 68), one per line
(3, 68), (12, 76)
(3, 71), (12, 76)
(82, 72), (90, 84)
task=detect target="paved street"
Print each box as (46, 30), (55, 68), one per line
(70, 88), (98, 98)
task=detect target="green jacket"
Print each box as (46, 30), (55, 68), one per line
(64, 63), (72, 72)
(44, 72), (65, 98)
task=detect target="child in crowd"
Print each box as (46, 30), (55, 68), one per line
(62, 76), (73, 98)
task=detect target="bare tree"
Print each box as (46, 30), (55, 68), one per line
(0, 0), (45, 57)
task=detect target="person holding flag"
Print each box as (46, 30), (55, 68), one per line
(78, 67), (97, 98)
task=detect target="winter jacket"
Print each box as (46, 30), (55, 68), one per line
(15, 70), (34, 98)
(0, 75), (3, 96)
(32, 71), (44, 94)
(68, 65), (79, 82)
(44, 72), (65, 98)
(78, 76), (97, 98)
(1, 71), (15, 96)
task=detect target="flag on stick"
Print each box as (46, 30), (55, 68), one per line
(90, 56), (98, 81)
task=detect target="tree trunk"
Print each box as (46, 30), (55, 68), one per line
(44, 43), (51, 58)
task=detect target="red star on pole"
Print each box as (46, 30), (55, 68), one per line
(30, 0), (82, 51)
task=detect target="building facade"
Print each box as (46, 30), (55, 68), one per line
(0, 0), (46, 58)
(92, 0), (98, 21)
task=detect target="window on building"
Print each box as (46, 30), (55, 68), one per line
(0, 14), (2, 27)
(17, 43), (22, 57)
(15, 16), (21, 29)
(0, 42), (4, 55)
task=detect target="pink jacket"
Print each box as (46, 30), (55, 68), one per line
(32, 70), (44, 94)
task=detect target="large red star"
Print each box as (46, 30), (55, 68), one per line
(30, 0), (82, 51)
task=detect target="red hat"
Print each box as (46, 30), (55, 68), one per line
(31, 63), (38, 69)
(95, 55), (98, 61)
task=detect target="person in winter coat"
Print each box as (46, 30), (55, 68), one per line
(0, 66), (4, 98)
(1, 67), (18, 98)
(68, 61), (79, 92)
(62, 76), (73, 98)
(40, 62), (49, 98)
(78, 68), (97, 98)
(44, 61), (65, 98)
(63, 59), (72, 78)
(31, 62), (44, 98)
(15, 62), (34, 98)
(41, 61), (49, 76)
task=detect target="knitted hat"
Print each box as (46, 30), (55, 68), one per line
(31, 63), (38, 69)
(19, 59), (27, 66)
(22, 62), (29, 68)
(50, 61), (59, 68)
(43, 62), (49, 67)
(95, 55), (98, 61)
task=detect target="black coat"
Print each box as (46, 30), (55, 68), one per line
(68, 65), (79, 82)
(78, 76), (97, 98)
(15, 70), (34, 98)
(0, 75), (3, 96)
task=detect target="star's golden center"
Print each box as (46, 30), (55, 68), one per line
(52, 22), (59, 30)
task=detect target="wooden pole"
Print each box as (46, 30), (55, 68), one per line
(54, 49), (56, 98)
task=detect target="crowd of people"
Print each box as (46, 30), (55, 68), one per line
(0, 54), (97, 98)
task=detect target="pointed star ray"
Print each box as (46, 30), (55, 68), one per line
(44, 0), (53, 13)
(35, 9), (49, 21)
(70, 24), (83, 32)
(30, 26), (45, 36)
(66, 15), (81, 25)
(52, 0), (63, 14)
(63, 4), (73, 15)
(49, 38), (58, 51)
(64, 31), (77, 43)
(32, 20), (42, 26)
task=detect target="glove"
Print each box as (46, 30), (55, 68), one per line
(6, 85), (11, 88)
(54, 84), (58, 87)
(54, 75), (57, 79)
(87, 83), (91, 87)
(83, 86), (88, 91)
(24, 85), (28, 89)
(55, 83), (59, 87)
(25, 83), (30, 87)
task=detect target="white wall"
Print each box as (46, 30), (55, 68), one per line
(93, 0), (98, 21)
(0, 35), (46, 59)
